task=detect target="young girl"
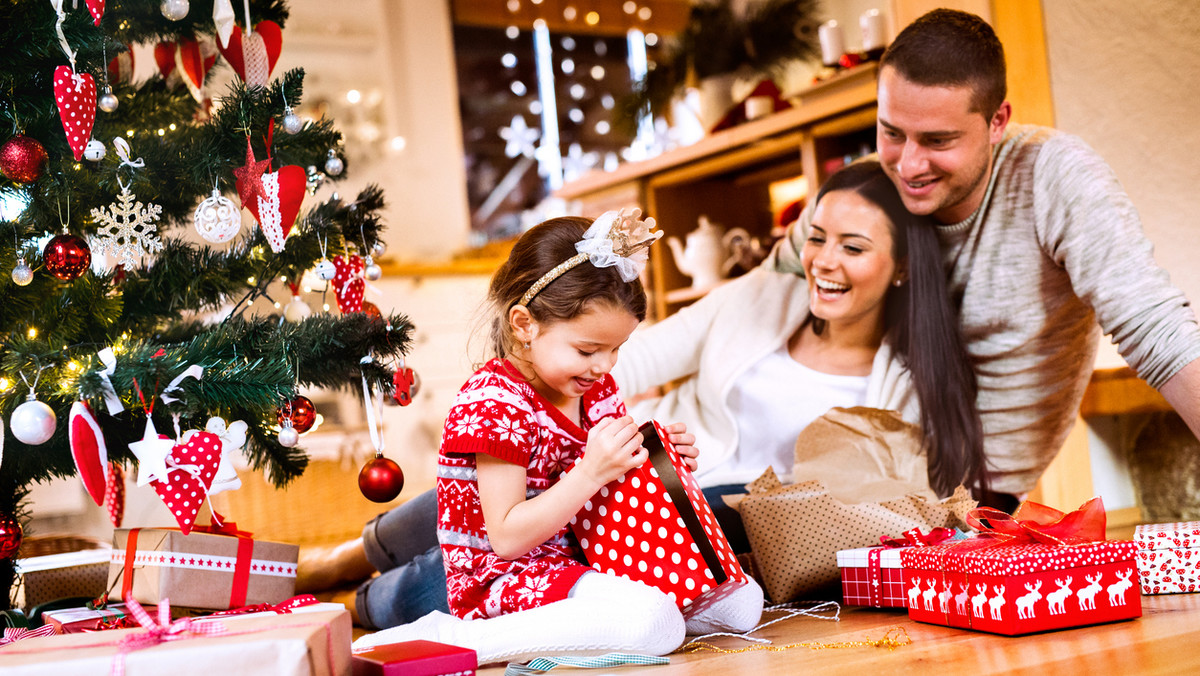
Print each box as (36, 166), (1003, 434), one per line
(353, 211), (764, 664)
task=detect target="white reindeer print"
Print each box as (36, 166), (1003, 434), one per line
(922, 578), (939, 612)
(907, 578), (922, 609)
(971, 584), (989, 618)
(954, 583), (970, 616)
(1077, 573), (1103, 611)
(1047, 577), (1074, 616)
(1016, 581), (1043, 620)
(938, 581), (953, 614)
(988, 585), (1007, 621)
(1107, 569), (1134, 607)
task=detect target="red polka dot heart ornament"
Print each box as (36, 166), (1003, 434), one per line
(150, 431), (222, 535)
(53, 65), (97, 161)
(332, 253), (365, 313)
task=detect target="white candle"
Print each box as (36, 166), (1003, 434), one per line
(819, 20), (845, 67)
(860, 9), (887, 53)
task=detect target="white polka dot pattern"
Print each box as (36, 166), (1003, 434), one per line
(53, 66), (97, 161)
(150, 431), (222, 535)
(570, 420), (749, 618)
(1134, 522), (1200, 594)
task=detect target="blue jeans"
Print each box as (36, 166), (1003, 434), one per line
(355, 489), (448, 629)
(355, 484), (750, 629)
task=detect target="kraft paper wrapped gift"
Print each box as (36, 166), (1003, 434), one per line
(901, 498), (1141, 636)
(110, 527), (298, 611)
(15, 548), (111, 612)
(0, 605), (352, 675)
(1134, 521), (1200, 594)
(570, 421), (749, 618)
(730, 407), (974, 603)
(352, 640), (477, 676)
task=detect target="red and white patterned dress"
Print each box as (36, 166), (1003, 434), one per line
(437, 358), (626, 620)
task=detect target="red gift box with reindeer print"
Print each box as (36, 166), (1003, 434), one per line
(900, 498), (1141, 635)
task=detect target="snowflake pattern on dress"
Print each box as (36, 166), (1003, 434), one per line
(90, 185), (164, 268)
(435, 358), (626, 620)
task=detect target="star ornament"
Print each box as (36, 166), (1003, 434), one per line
(499, 115), (540, 159)
(129, 417), (175, 487)
(233, 136), (271, 208)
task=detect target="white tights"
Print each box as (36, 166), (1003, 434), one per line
(352, 573), (764, 665)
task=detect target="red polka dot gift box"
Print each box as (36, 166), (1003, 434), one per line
(108, 527), (298, 612)
(569, 421), (749, 619)
(1134, 521), (1200, 595)
(900, 498), (1141, 636)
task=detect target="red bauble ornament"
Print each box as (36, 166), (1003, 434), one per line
(0, 511), (23, 559)
(362, 301), (382, 318)
(278, 395), (317, 434)
(43, 233), (92, 280)
(358, 453), (404, 503)
(1, 135), (48, 184)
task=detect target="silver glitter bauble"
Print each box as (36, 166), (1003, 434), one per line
(11, 395), (56, 445)
(324, 151), (344, 176)
(84, 139), (107, 162)
(370, 240), (387, 258)
(314, 259), (337, 281)
(193, 188), (241, 244)
(11, 258), (33, 286)
(98, 90), (119, 113)
(160, 0), (189, 21)
(363, 256), (382, 281)
(277, 422), (299, 448)
(305, 165), (325, 193)
(282, 109), (303, 134)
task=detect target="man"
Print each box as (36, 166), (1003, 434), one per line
(773, 9), (1200, 505)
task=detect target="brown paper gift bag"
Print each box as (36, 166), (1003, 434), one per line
(731, 407), (975, 603)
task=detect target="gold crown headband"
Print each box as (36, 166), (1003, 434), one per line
(518, 208), (662, 307)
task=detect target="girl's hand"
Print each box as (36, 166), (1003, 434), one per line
(577, 415), (647, 487)
(663, 421), (699, 472)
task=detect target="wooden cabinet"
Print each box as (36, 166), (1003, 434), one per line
(556, 63), (881, 320)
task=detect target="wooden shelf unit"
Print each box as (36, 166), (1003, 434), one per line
(556, 63), (881, 320)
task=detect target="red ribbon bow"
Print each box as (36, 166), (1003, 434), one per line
(112, 599), (226, 676)
(880, 527), (957, 548)
(965, 496), (1107, 546)
(207, 594), (320, 618)
(194, 509), (253, 538)
(0, 624), (58, 645)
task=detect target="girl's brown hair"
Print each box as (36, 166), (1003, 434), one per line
(486, 217), (648, 358)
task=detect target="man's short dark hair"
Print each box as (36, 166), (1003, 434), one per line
(880, 9), (1007, 117)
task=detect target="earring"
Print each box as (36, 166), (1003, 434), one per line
(524, 341), (531, 350)
(893, 279), (904, 287)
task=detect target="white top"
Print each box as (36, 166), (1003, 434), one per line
(719, 346), (869, 486)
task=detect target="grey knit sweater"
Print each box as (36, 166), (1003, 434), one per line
(772, 124), (1200, 494)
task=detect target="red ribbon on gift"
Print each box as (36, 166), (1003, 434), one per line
(112, 598), (226, 676)
(966, 497), (1107, 545)
(207, 594), (320, 618)
(0, 624), (58, 645)
(880, 527), (957, 549)
(197, 510), (254, 538)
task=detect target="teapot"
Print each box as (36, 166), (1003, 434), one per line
(666, 215), (751, 290)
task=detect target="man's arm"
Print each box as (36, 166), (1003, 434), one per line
(1157, 357), (1200, 441)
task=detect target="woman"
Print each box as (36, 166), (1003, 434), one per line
(612, 160), (986, 551)
(299, 161), (986, 628)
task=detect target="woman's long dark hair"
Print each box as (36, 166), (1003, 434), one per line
(814, 161), (987, 497)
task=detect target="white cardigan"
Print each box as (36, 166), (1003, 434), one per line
(611, 267), (918, 487)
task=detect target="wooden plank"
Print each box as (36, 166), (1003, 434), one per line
(1080, 367), (1173, 417)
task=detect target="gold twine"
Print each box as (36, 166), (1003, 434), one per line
(676, 626), (911, 655)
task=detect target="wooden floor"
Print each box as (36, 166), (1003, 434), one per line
(476, 594), (1200, 675)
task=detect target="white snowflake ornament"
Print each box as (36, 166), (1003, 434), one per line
(90, 184), (164, 268)
(193, 187), (241, 243)
(499, 115), (540, 159)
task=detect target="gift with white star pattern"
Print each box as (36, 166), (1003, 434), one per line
(109, 527), (299, 611)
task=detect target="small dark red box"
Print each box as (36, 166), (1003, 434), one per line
(352, 640), (477, 676)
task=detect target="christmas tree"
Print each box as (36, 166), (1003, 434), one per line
(0, 0), (412, 607)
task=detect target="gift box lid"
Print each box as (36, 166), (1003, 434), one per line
(1134, 522), (1200, 551)
(836, 546), (904, 569)
(352, 640), (477, 676)
(900, 539), (1136, 576)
